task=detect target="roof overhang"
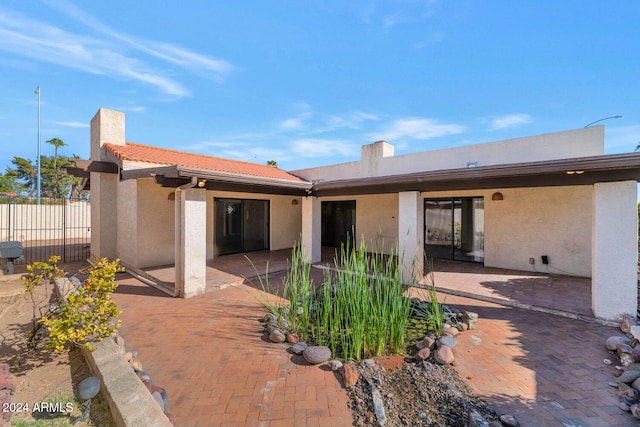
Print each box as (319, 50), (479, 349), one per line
(312, 153), (640, 196)
(122, 165), (313, 196)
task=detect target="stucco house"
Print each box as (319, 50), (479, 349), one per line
(81, 108), (640, 322)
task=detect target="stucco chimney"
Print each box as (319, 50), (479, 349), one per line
(90, 108), (125, 161)
(362, 140), (394, 162)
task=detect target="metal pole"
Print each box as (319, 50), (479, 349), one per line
(35, 86), (41, 205)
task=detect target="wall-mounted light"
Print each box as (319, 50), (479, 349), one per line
(491, 192), (504, 201)
(291, 199), (299, 205)
(566, 170), (584, 175)
(168, 192), (175, 201)
(197, 179), (207, 188)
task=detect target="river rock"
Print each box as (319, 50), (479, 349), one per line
(463, 311), (478, 329)
(269, 329), (286, 343)
(303, 346), (331, 365)
(328, 360), (343, 371)
(439, 335), (457, 349)
(434, 345), (455, 365)
(621, 313), (636, 334)
(415, 347), (431, 361)
(286, 333), (299, 344)
(129, 358), (143, 372)
(606, 336), (629, 351)
(422, 336), (436, 349)
(442, 324), (460, 336)
(291, 342), (308, 355)
(617, 370), (640, 384)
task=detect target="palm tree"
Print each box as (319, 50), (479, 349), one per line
(46, 138), (67, 198)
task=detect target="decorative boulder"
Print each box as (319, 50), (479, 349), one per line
(439, 335), (457, 349)
(621, 313), (636, 334)
(606, 336), (629, 351)
(415, 347), (431, 361)
(422, 336), (436, 350)
(303, 346), (332, 365)
(442, 324), (460, 336)
(269, 329), (286, 343)
(291, 342), (308, 355)
(434, 345), (455, 365)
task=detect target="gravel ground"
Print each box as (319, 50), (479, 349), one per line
(347, 357), (501, 427)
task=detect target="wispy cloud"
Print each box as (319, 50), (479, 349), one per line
(374, 118), (465, 141)
(0, 2), (233, 97)
(324, 111), (379, 131)
(291, 139), (359, 158)
(51, 121), (88, 128)
(490, 114), (533, 130)
(604, 125), (640, 153)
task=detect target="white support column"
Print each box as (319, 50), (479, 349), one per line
(398, 191), (424, 284)
(301, 196), (321, 263)
(592, 181), (638, 321)
(175, 188), (207, 298)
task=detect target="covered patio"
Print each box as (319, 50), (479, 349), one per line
(131, 248), (595, 322)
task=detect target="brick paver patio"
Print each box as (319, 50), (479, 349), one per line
(111, 255), (636, 426)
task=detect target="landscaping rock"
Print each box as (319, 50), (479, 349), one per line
(303, 346), (331, 365)
(606, 336), (629, 351)
(499, 414), (520, 427)
(621, 313), (636, 334)
(415, 347), (431, 361)
(328, 360), (343, 371)
(291, 342), (308, 355)
(439, 335), (458, 349)
(422, 336), (436, 350)
(286, 332), (299, 344)
(463, 311), (478, 329)
(269, 329), (286, 343)
(616, 370), (640, 384)
(442, 324), (460, 337)
(434, 345), (455, 365)
(129, 358), (143, 372)
(340, 363), (359, 387)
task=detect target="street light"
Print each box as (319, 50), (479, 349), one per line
(584, 115), (622, 128)
(34, 86), (41, 204)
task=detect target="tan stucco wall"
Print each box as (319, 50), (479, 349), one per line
(116, 180), (138, 266)
(291, 127), (604, 182)
(137, 180), (176, 268)
(422, 186), (593, 277)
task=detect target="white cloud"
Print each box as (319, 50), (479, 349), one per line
(281, 118), (305, 130)
(375, 118), (465, 141)
(604, 124), (640, 153)
(51, 121), (89, 128)
(0, 3), (233, 97)
(490, 114), (533, 130)
(324, 111), (379, 131)
(291, 139), (359, 158)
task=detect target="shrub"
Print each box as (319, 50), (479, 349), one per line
(24, 257), (123, 352)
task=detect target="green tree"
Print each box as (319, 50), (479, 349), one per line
(266, 160), (278, 167)
(0, 169), (23, 194)
(7, 137), (87, 199)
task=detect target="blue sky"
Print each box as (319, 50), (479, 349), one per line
(1, 0), (639, 172)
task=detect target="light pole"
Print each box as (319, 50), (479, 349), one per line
(34, 86), (41, 204)
(584, 115), (622, 128)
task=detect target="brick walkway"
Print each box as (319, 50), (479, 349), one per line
(112, 272), (636, 427)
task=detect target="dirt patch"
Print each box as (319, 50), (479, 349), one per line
(0, 276), (113, 426)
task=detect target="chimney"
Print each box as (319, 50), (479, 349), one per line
(361, 140), (394, 163)
(90, 108), (125, 161)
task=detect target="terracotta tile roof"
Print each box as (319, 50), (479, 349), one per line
(103, 142), (306, 182)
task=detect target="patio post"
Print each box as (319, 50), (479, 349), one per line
(398, 191), (424, 284)
(301, 196), (321, 263)
(592, 181), (638, 321)
(175, 188), (207, 297)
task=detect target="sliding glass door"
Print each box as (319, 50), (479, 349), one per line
(425, 197), (484, 262)
(215, 198), (269, 255)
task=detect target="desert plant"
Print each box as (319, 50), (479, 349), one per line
(25, 257), (123, 352)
